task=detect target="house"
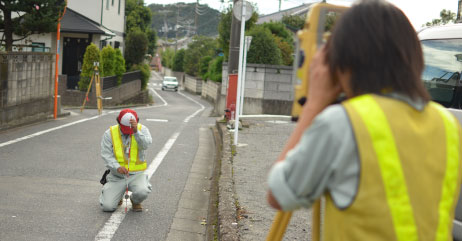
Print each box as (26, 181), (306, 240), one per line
(256, 4), (312, 25)
(4, 0), (126, 89)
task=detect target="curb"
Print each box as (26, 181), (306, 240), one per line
(215, 119), (240, 241)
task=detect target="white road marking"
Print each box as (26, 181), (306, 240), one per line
(177, 91), (205, 123)
(95, 80), (205, 241)
(240, 114), (291, 118)
(0, 115), (101, 148)
(146, 119), (168, 122)
(149, 87), (168, 106)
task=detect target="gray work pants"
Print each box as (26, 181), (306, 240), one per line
(99, 172), (152, 212)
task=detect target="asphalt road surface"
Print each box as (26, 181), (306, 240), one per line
(0, 71), (216, 241)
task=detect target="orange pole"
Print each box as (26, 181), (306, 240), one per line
(53, 1), (67, 119)
(53, 20), (61, 119)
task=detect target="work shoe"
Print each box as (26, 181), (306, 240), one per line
(131, 199), (142, 212)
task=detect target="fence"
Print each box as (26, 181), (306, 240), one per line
(0, 52), (55, 131)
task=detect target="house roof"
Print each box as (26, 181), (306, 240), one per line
(61, 8), (114, 36)
(256, 3), (313, 24)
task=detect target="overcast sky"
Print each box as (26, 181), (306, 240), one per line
(145, 0), (460, 30)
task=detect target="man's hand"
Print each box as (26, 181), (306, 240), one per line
(129, 118), (138, 133)
(117, 166), (129, 175)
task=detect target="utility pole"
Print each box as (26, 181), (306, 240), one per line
(195, 0), (199, 35)
(279, 0), (281, 12)
(228, 0), (241, 75)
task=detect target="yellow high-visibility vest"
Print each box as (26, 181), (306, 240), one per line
(109, 124), (147, 172)
(321, 94), (462, 241)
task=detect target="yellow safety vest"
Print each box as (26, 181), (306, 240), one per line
(323, 94), (462, 241)
(109, 124), (147, 172)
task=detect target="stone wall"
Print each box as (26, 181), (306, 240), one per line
(184, 75), (202, 95)
(201, 80), (221, 102)
(58, 73), (143, 107)
(219, 63), (293, 115)
(0, 52), (55, 131)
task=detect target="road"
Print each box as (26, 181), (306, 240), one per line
(0, 71), (217, 241)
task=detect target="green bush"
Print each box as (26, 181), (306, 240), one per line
(206, 56), (224, 82)
(199, 56), (212, 80)
(183, 36), (217, 76)
(114, 48), (126, 85)
(161, 48), (175, 69)
(131, 63), (151, 90)
(79, 43), (100, 91)
(125, 29), (148, 67)
(100, 45), (116, 77)
(172, 49), (185, 72)
(247, 25), (282, 65)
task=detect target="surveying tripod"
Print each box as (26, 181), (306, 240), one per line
(80, 62), (103, 115)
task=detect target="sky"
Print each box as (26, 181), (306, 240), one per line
(145, 0), (460, 30)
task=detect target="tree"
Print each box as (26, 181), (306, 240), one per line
(199, 56), (212, 79)
(79, 43), (100, 91)
(114, 49), (126, 85)
(172, 49), (186, 72)
(274, 36), (293, 66)
(146, 29), (157, 56)
(261, 21), (293, 44)
(0, 0), (66, 51)
(100, 45), (116, 77)
(125, 29), (148, 67)
(161, 48), (175, 69)
(425, 9), (456, 26)
(246, 25), (282, 65)
(126, 0), (152, 34)
(183, 36), (217, 76)
(282, 14), (305, 32)
(205, 56), (224, 82)
(218, 5), (258, 60)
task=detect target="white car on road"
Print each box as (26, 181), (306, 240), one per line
(162, 76), (179, 91)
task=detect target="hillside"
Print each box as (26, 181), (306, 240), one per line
(149, 3), (220, 39)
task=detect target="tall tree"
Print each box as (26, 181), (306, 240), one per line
(0, 0), (66, 51)
(425, 9), (456, 26)
(217, 5), (258, 61)
(126, 0), (152, 34)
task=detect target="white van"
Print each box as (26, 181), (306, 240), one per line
(419, 24), (462, 240)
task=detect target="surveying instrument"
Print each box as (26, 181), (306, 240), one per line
(80, 62), (103, 115)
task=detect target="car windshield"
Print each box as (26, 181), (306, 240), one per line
(164, 77), (177, 82)
(421, 39), (462, 104)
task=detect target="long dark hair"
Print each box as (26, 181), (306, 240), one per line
(326, 0), (430, 101)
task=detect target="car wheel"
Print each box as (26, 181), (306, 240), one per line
(162, 87), (165, 91)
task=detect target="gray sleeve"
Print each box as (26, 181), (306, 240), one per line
(268, 105), (359, 211)
(101, 129), (121, 172)
(133, 125), (152, 150)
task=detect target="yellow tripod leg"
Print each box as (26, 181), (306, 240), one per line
(312, 200), (321, 241)
(266, 211), (293, 241)
(80, 74), (94, 112)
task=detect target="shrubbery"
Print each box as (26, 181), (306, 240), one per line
(114, 48), (126, 85)
(205, 56), (224, 82)
(199, 56), (212, 80)
(131, 63), (151, 90)
(172, 49), (185, 72)
(100, 45), (116, 77)
(79, 43), (100, 91)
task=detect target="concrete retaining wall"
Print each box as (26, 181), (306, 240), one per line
(0, 52), (55, 131)
(58, 74), (142, 107)
(184, 75), (202, 95)
(219, 63), (294, 115)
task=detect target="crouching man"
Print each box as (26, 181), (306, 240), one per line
(99, 109), (152, 212)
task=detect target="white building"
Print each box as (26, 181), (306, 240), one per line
(5, 0), (126, 89)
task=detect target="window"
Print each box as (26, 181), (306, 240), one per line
(114, 41), (120, 49)
(118, 0), (121, 14)
(112, 0), (114, 6)
(106, 0), (109, 10)
(421, 39), (462, 105)
(31, 42), (45, 52)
